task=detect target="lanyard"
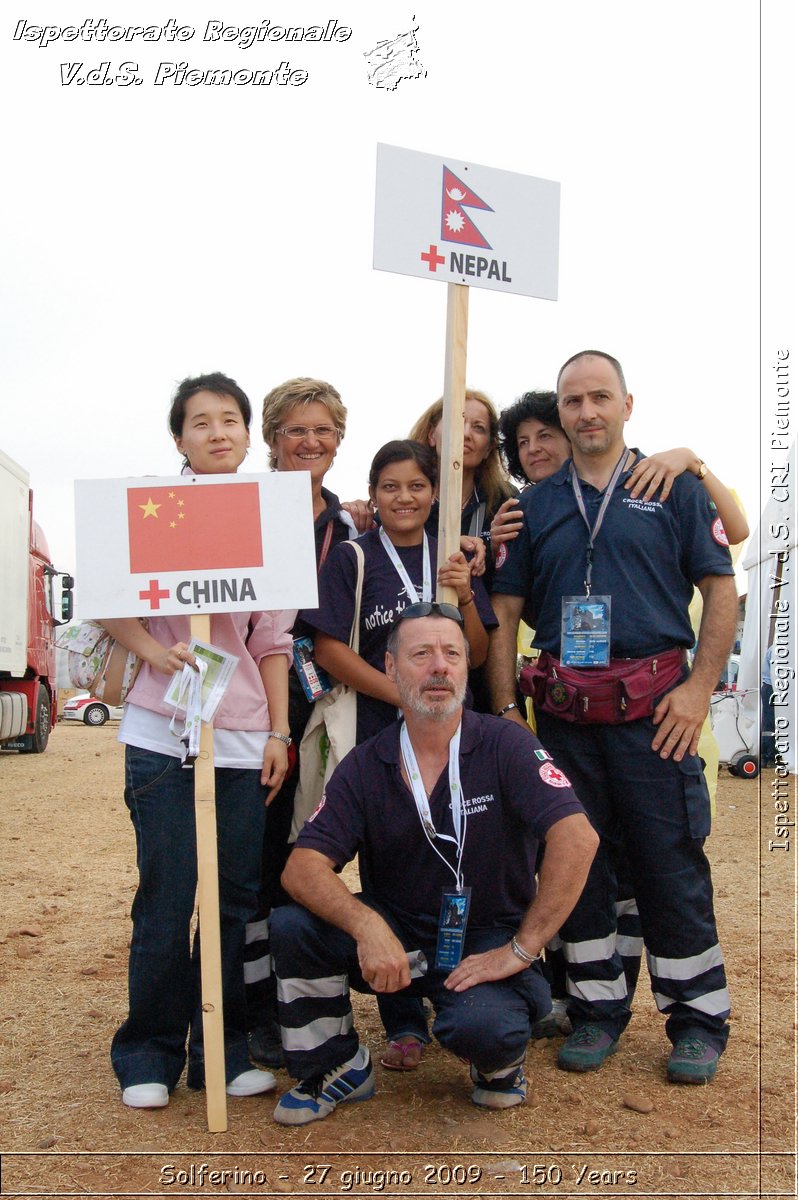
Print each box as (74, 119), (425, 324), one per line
(168, 657), (208, 764)
(379, 527), (432, 604)
(569, 448), (629, 597)
(400, 720), (466, 892)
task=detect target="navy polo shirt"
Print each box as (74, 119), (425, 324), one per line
(295, 709), (587, 947)
(300, 530), (497, 741)
(492, 451), (735, 658)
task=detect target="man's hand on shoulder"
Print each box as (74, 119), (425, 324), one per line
(355, 909), (411, 993)
(651, 676), (711, 761)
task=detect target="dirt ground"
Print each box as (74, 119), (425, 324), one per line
(0, 723), (795, 1199)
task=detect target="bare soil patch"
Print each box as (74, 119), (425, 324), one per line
(0, 724), (794, 1198)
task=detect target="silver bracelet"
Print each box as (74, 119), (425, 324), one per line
(269, 731), (291, 746)
(510, 935), (541, 964)
(496, 702), (519, 717)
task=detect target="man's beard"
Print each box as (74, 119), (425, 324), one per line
(572, 425), (612, 455)
(396, 673), (466, 721)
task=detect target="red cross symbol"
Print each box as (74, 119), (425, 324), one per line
(139, 579), (170, 610)
(420, 244), (445, 272)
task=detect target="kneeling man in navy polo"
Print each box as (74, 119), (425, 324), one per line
(488, 349), (738, 1084)
(269, 602), (598, 1125)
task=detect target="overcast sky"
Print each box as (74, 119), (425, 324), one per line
(1, 1), (784, 583)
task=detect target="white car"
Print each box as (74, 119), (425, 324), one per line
(62, 693), (124, 726)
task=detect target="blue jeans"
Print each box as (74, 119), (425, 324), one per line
(110, 747), (266, 1091)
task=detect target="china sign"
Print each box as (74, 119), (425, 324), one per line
(74, 471), (318, 618)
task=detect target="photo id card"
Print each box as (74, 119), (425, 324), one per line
(560, 595), (611, 667)
(435, 887), (472, 970)
(292, 636), (333, 701)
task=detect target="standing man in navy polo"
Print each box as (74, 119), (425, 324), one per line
(488, 350), (737, 1084)
(268, 604), (598, 1125)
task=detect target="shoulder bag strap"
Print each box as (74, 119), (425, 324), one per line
(347, 541), (365, 654)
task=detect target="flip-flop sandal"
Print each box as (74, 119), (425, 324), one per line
(380, 1039), (424, 1071)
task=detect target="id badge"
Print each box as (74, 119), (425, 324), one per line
(435, 887), (471, 970)
(561, 595), (611, 667)
(292, 636), (333, 701)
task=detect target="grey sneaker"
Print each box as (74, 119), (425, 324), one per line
(531, 997), (572, 1038)
(667, 1036), (719, 1084)
(557, 1024), (618, 1072)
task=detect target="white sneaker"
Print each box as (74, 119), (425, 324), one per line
(226, 1067), (277, 1097)
(122, 1083), (169, 1108)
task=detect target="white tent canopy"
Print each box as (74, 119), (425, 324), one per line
(737, 439), (797, 773)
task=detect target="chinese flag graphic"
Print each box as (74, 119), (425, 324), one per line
(127, 482), (263, 573)
(441, 166), (494, 249)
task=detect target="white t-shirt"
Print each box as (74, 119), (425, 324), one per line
(119, 703), (267, 770)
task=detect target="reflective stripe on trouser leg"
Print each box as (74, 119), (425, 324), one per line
(243, 912), (274, 1013)
(561, 933), (628, 1005)
(615, 896), (643, 998)
(648, 944), (731, 1030)
(270, 903), (360, 1080)
(244, 953), (271, 985)
(558, 880), (632, 1037)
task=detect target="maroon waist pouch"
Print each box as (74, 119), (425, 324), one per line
(520, 649), (686, 725)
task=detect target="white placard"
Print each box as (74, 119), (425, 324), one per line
(374, 143), (560, 300)
(74, 472), (318, 619)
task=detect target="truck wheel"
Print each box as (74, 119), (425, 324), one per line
(730, 751), (759, 780)
(20, 689), (51, 754)
(83, 703), (108, 726)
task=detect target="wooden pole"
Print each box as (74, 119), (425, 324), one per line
(436, 282), (469, 604)
(190, 612), (227, 1133)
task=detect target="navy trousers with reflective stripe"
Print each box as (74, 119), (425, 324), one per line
(536, 711), (730, 1053)
(270, 898), (551, 1082)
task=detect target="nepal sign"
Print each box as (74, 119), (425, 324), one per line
(74, 471), (318, 619)
(373, 143), (560, 300)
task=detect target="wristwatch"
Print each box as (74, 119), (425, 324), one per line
(496, 702), (519, 717)
(269, 731), (292, 746)
(696, 461), (708, 480)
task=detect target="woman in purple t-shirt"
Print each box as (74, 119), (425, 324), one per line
(300, 440), (496, 746)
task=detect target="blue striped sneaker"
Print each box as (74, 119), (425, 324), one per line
(273, 1048), (375, 1125)
(470, 1061), (528, 1109)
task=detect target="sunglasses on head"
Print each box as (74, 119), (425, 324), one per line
(393, 601), (464, 628)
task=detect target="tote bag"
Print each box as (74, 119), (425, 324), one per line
(290, 541), (365, 841)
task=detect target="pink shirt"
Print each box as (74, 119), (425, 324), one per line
(125, 610), (295, 732)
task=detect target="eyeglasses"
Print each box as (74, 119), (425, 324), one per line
(393, 601), (464, 629)
(277, 424), (340, 441)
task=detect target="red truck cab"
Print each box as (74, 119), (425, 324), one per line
(0, 450), (72, 752)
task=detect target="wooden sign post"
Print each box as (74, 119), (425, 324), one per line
(436, 284), (469, 604)
(191, 611), (227, 1131)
